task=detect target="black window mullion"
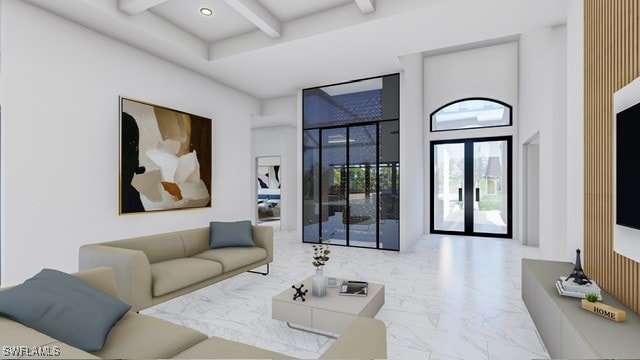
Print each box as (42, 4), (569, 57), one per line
(464, 140), (474, 234)
(318, 129), (323, 244)
(376, 122), (380, 249)
(345, 126), (350, 247)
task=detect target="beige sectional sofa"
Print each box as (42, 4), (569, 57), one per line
(79, 225), (273, 311)
(0, 267), (388, 359)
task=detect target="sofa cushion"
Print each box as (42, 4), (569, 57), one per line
(104, 232), (185, 263)
(151, 258), (223, 297)
(0, 317), (101, 359)
(0, 268), (131, 352)
(192, 247), (267, 272)
(92, 312), (208, 359)
(173, 337), (295, 359)
(181, 227), (211, 257)
(209, 220), (255, 248)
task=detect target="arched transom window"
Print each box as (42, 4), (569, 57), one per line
(431, 98), (512, 132)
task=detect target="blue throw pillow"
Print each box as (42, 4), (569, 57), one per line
(0, 268), (131, 351)
(209, 220), (255, 248)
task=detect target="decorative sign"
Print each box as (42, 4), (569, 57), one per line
(581, 299), (627, 322)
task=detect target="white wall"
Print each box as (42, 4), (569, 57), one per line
(399, 53), (425, 252)
(253, 96), (297, 128)
(0, 2), (4, 285)
(519, 26), (568, 261)
(566, 0), (584, 260)
(525, 142), (540, 246)
(424, 42), (519, 236)
(424, 42), (519, 117)
(0, 1), (260, 285)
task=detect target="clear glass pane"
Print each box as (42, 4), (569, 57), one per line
(432, 99), (511, 132)
(347, 125), (377, 248)
(302, 130), (320, 243)
(320, 128), (347, 245)
(303, 74), (399, 128)
(433, 143), (465, 232)
(379, 121), (399, 250)
(473, 140), (508, 234)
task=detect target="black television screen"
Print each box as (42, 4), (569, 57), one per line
(616, 101), (640, 230)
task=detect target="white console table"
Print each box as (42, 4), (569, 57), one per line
(522, 258), (640, 359)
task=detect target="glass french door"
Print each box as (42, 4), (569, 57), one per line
(302, 121), (400, 250)
(431, 136), (512, 238)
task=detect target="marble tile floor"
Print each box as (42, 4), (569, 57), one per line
(141, 231), (548, 360)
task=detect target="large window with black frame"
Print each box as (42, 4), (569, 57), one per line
(302, 74), (399, 250)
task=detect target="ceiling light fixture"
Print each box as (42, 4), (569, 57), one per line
(199, 7), (214, 16)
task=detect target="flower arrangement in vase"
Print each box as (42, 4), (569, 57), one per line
(311, 242), (330, 296)
(312, 242), (330, 269)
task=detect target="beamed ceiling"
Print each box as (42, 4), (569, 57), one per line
(24, 0), (569, 99)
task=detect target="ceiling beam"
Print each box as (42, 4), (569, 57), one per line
(354, 0), (375, 14)
(118, 0), (168, 15)
(222, 0), (281, 38)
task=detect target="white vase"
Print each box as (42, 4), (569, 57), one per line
(312, 267), (326, 296)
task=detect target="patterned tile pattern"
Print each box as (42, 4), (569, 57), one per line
(142, 231), (548, 359)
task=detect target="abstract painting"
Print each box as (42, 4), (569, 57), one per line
(120, 97), (211, 214)
(257, 165), (281, 221)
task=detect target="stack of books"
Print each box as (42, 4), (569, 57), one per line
(339, 280), (368, 297)
(555, 276), (602, 301)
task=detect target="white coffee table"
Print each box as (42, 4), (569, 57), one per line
(272, 276), (385, 337)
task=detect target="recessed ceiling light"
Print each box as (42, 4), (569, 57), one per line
(199, 7), (214, 16)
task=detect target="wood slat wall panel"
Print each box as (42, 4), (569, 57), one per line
(584, 0), (640, 314)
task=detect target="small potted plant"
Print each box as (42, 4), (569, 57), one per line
(585, 293), (599, 302)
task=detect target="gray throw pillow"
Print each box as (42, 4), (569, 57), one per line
(209, 220), (255, 248)
(0, 268), (131, 352)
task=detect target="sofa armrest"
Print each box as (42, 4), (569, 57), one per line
(320, 318), (387, 359)
(252, 225), (273, 263)
(72, 266), (120, 298)
(79, 244), (153, 312)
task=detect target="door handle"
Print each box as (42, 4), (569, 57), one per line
(458, 188), (463, 202)
(475, 188), (480, 202)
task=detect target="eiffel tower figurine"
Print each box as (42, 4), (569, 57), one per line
(566, 249), (592, 285)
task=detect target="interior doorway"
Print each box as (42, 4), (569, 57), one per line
(256, 156), (282, 229)
(523, 134), (540, 246)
